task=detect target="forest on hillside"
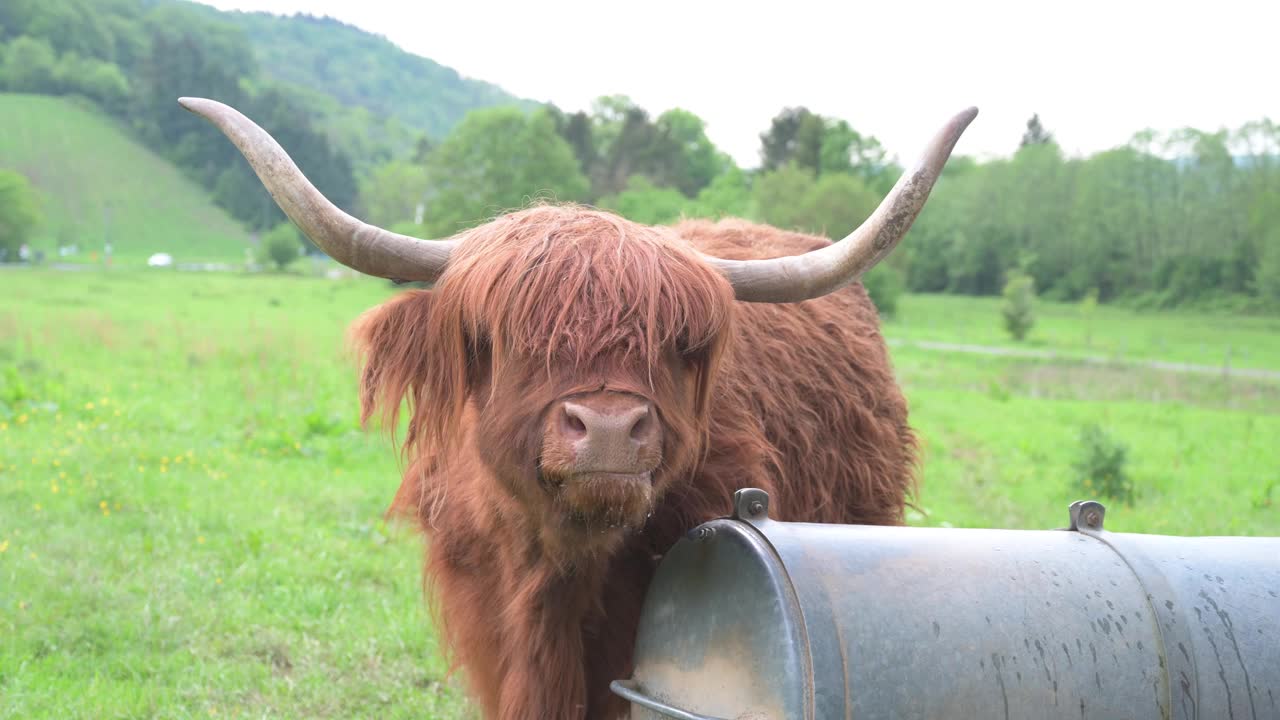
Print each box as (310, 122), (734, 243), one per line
(0, 0), (530, 235)
(1, 0), (1278, 312)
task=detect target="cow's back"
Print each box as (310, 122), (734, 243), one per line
(672, 218), (917, 527)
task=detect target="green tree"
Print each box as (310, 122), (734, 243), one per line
(597, 176), (688, 225)
(820, 119), (889, 183)
(797, 173), (881, 238)
(655, 108), (727, 197)
(760, 107), (824, 172)
(0, 169), (42, 259)
(420, 107), (589, 237)
(1001, 269), (1037, 341)
(686, 167), (751, 220)
(1079, 288), (1099, 347)
(261, 221), (302, 270)
(753, 168), (880, 240)
(77, 59), (130, 111)
(3, 35), (57, 92)
(752, 164), (816, 232)
(1021, 113), (1053, 147)
(1257, 228), (1280, 308)
(862, 265), (905, 317)
(358, 160), (430, 227)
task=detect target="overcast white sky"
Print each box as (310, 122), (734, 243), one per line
(198, 0), (1277, 168)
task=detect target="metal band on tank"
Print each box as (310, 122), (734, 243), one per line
(1068, 501), (1195, 720)
(730, 489), (821, 720)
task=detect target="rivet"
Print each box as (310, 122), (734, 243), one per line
(749, 501), (764, 516)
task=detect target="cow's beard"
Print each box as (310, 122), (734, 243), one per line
(539, 466), (657, 532)
(522, 461), (676, 567)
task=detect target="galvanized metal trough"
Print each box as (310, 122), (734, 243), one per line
(612, 489), (1280, 719)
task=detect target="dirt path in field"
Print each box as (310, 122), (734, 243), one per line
(887, 339), (1280, 381)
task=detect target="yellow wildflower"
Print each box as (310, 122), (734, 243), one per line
(160, 466), (167, 474)
(137, 465), (145, 473)
(28, 552), (36, 559)
(85, 402), (95, 410)
(100, 398), (110, 406)
(215, 578), (223, 585)
(197, 536), (206, 544)
(99, 500), (108, 509)
(18, 414), (28, 424)
(53, 459), (61, 467)
(51, 483), (59, 494)
(33, 504), (42, 512)
(0, 539), (8, 553)
(0, 422), (7, 431)
(161, 456), (169, 464)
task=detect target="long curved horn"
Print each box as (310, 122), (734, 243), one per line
(178, 97), (456, 282)
(705, 106), (978, 303)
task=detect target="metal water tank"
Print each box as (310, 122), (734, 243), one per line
(612, 489), (1280, 719)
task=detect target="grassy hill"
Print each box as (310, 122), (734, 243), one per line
(0, 94), (253, 263)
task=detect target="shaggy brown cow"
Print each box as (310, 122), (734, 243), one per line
(180, 97), (976, 720)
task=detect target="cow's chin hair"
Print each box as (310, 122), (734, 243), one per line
(538, 467), (658, 539)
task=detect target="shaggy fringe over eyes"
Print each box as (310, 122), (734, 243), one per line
(351, 203), (736, 464)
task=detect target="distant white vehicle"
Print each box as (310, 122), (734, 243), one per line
(147, 253), (174, 267)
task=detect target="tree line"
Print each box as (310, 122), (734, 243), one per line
(372, 101), (1279, 312)
(2, 0), (1276, 312)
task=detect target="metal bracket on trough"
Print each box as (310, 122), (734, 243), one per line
(1068, 500), (1107, 532)
(731, 488), (770, 525)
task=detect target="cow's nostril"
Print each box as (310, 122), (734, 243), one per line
(563, 405), (588, 437)
(629, 408), (652, 442)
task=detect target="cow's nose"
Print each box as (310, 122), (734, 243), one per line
(556, 394), (661, 471)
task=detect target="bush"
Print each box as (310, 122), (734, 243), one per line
(1000, 269), (1036, 341)
(862, 265), (904, 317)
(261, 222), (303, 271)
(0, 169), (42, 259)
(1071, 424), (1134, 505)
(1257, 229), (1280, 309)
(1079, 288), (1098, 347)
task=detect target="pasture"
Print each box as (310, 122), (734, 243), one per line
(2, 268), (1277, 718)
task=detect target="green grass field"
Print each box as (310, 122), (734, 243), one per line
(0, 94), (253, 264)
(2, 269), (1277, 718)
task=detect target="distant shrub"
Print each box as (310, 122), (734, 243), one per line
(1257, 231), (1280, 309)
(0, 169), (42, 258)
(1001, 269), (1036, 341)
(1071, 423), (1133, 504)
(261, 222), (303, 271)
(1079, 288), (1098, 347)
(862, 265), (904, 317)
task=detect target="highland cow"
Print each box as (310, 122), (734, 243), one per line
(180, 96), (976, 720)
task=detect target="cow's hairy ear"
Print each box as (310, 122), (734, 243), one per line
(349, 289), (452, 447)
